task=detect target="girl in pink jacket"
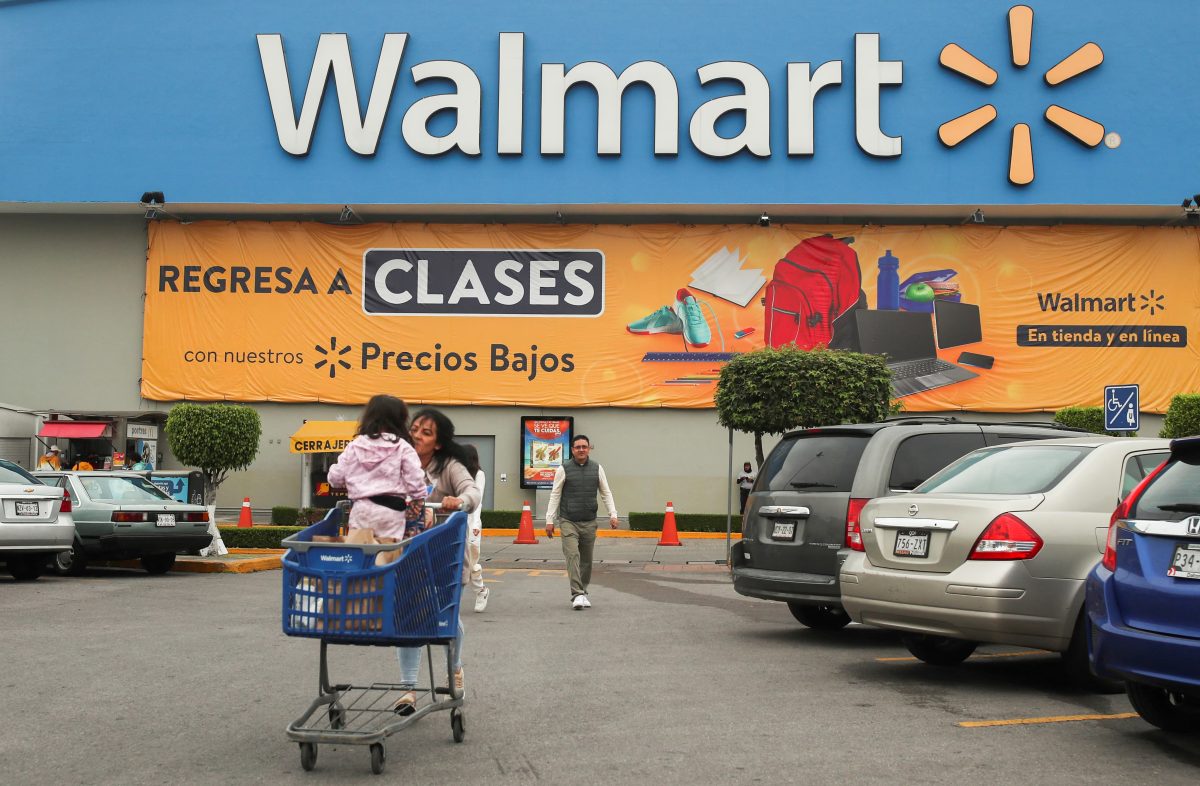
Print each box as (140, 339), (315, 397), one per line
(327, 395), (428, 541)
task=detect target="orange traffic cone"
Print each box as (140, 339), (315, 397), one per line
(658, 501), (682, 546)
(513, 500), (539, 544)
(237, 497), (253, 528)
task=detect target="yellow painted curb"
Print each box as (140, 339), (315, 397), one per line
(482, 529), (742, 539)
(958, 712), (1138, 728)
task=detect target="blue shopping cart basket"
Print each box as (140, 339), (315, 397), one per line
(281, 507), (468, 646)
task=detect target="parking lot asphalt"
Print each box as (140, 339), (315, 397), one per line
(2, 550), (1198, 784)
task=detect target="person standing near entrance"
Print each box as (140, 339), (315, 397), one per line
(737, 461), (757, 513)
(37, 445), (62, 470)
(544, 435), (619, 610)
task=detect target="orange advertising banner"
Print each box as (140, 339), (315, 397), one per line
(143, 221), (1200, 412)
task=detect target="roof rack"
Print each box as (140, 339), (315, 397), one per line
(994, 421), (1092, 433)
(881, 416), (962, 425)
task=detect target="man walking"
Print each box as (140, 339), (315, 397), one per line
(545, 435), (619, 610)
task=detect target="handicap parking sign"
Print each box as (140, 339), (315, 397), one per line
(1104, 385), (1140, 431)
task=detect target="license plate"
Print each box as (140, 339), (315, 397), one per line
(894, 529), (929, 558)
(156, 514), (176, 528)
(14, 500), (39, 517)
(771, 520), (797, 541)
(1168, 543), (1200, 580)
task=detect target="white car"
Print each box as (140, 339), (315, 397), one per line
(0, 459), (74, 581)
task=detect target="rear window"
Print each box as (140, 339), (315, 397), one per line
(0, 459), (38, 485)
(916, 444), (1092, 494)
(1130, 453), (1200, 520)
(79, 476), (173, 502)
(888, 433), (986, 490)
(759, 434), (869, 493)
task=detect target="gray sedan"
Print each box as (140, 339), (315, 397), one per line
(839, 437), (1169, 690)
(33, 471), (212, 575)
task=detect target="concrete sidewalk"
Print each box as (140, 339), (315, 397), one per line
(482, 531), (733, 566)
(143, 531), (734, 574)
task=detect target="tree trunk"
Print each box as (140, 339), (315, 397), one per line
(199, 503), (228, 556)
(755, 432), (765, 468)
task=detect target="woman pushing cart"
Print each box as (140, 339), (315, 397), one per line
(281, 502), (468, 774)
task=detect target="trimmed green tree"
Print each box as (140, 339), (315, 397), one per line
(165, 403), (262, 507)
(715, 346), (894, 466)
(1160, 394), (1200, 438)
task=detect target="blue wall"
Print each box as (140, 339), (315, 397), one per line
(0, 0), (1193, 206)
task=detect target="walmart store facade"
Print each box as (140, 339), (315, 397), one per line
(2, 0), (1198, 516)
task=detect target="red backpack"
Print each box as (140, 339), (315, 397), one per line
(763, 236), (865, 350)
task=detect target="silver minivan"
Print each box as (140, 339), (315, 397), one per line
(729, 418), (1084, 629)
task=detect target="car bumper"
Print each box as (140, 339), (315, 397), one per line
(0, 522), (74, 553)
(85, 532), (213, 558)
(729, 541), (839, 604)
(1087, 566), (1200, 691)
(839, 552), (1079, 651)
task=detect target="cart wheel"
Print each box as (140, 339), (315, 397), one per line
(369, 743), (385, 775)
(451, 708), (465, 743)
(299, 742), (317, 771)
(327, 706), (345, 729)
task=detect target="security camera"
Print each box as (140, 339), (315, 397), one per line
(758, 213), (771, 227)
(971, 209), (985, 224)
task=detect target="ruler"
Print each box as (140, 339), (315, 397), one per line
(641, 352), (738, 362)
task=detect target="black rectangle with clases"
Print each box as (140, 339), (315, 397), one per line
(363, 248), (605, 316)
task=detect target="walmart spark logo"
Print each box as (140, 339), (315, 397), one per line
(1140, 290), (1165, 316)
(938, 5), (1104, 185)
(314, 337), (353, 378)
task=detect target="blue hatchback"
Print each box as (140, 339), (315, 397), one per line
(1087, 436), (1200, 733)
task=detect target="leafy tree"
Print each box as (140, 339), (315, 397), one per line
(165, 403), (262, 506)
(1160, 394), (1200, 438)
(715, 346), (894, 466)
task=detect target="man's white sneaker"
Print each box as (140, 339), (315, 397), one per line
(474, 586), (490, 613)
(572, 595), (586, 610)
(578, 595), (591, 609)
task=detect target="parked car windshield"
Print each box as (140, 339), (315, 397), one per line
(0, 459), (39, 484)
(1129, 453), (1200, 520)
(79, 475), (173, 502)
(916, 444), (1093, 494)
(759, 433), (869, 493)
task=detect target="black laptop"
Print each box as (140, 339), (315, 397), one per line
(855, 310), (978, 397)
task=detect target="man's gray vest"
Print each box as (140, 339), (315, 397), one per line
(560, 459), (601, 522)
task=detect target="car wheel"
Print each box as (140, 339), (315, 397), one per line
(1062, 611), (1123, 693)
(141, 553), (176, 575)
(901, 634), (978, 666)
(787, 602), (852, 630)
(7, 555), (45, 581)
(1126, 681), (1200, 733)
(53, 543), (87, 577)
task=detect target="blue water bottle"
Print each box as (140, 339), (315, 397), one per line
(876, 250), (900, 310)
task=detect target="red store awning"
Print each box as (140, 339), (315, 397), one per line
(38, 421), (112, 439)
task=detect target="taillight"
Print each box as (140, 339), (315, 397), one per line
(1101, 459), (1168, 571)
(845, 498), (870, 551)
(112, 512), (149, 522)
(969, 513), (1043, 560)
(181, 511), (209, 523)
(60, 489), (72, 514)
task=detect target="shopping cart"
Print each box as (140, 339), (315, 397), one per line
(281, 504), (468, 774)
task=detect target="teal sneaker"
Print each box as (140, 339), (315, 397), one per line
(627, 305), (682, 335)
(673, 288), (711, 347)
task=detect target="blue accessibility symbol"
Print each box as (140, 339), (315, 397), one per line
(1104, 384), (1140, 432)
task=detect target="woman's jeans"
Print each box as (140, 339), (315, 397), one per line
(397, 617), (464, 687)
